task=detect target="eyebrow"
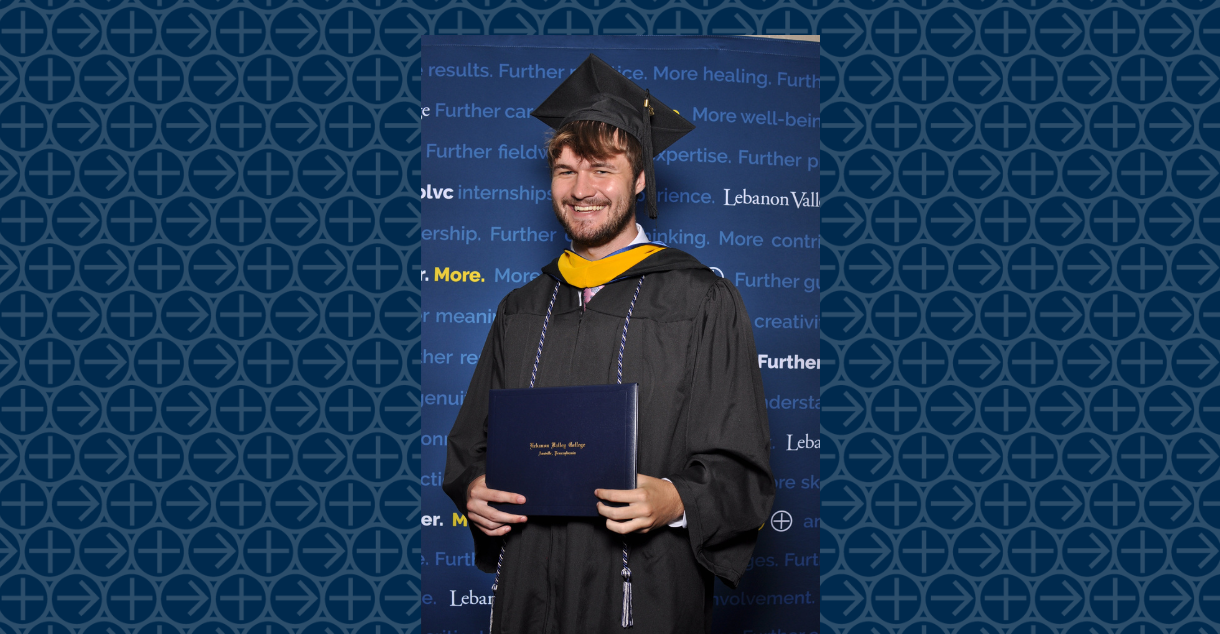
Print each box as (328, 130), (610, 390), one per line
(553, 161), (617, 171)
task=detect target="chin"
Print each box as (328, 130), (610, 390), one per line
(568, 227), (615, 248)
(556, 206), (634, 249)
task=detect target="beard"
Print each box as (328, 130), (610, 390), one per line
(553, 194), (636, 250)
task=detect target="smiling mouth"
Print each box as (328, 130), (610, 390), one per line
(573, 205), (606, 212)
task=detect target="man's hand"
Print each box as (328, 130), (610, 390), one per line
(466, 475), (527, 536)
(595, 474), (684, 534)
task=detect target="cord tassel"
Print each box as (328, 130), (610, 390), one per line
(621, 564), (633, 628)
(617, 280), (643, 629)
(497, 278), (645, 631)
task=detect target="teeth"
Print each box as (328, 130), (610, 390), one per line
(574, 205), (605, 211)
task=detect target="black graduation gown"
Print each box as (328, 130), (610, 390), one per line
(443, 248), (775, 634)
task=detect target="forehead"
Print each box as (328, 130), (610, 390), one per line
(554, 145), (631, 169)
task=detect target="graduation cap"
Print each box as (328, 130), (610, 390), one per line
(533, 54), (696, 220)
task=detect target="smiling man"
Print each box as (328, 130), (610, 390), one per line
(550, 124), (642, 255)
(443, 54), (774, 634)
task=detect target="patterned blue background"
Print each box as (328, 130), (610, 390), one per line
(815, 3), (1220, 634)
(0, 2), (423, 634)
(6, 0), (1220, 634)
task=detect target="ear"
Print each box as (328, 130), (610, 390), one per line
(634, 170), (646, 195)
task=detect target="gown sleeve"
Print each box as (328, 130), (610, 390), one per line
(441, 298), (509, 573)
(666, 278), (775, 589)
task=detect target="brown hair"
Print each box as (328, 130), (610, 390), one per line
(545, 120), (644, 181)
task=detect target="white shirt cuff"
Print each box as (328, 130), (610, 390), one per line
(662, 478), (687, 528)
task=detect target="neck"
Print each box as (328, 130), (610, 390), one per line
(572, 220), (639, 260)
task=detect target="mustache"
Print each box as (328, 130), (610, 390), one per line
(561, 199), (612, 208)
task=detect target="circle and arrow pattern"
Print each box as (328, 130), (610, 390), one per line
(816, 0), (1220, 633)
(0, 0), (423, 631)
(4, 0), (1220, 633)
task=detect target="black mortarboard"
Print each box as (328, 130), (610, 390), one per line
(533, 54), (696, 220)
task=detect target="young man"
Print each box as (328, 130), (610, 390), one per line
(443, 55), (774, 633)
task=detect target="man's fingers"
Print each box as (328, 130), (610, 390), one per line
(473, 486), (527, 505)
(595, 488), (644, 503)
(468, 501), (528, 525)
(467, 509), (503, 530)
(466, 477), (526, 534)
(476, 523), (512, 537)
(605, 517), (650, 535)
(596, 501), (644, 521)
(468, 509), (526, 537)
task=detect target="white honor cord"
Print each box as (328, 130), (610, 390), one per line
(489, 277), (645, 631)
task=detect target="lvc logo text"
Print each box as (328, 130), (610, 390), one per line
(421, 184), (454, 199)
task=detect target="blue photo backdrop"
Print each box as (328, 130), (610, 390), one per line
(420, 35), (820, 633)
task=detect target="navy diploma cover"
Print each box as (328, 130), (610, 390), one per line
(487, 383), (639, 516)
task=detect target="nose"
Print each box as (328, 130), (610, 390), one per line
(571, 169), (595, 200)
